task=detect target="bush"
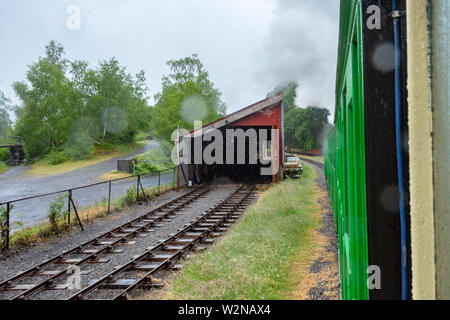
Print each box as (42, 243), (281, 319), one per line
(44, 151), (68, 165)
(0, 161), (8, 174)
(158, 140), (174, 158)
(134, 142), (175, 174)
(64, 131), (94, 160)
(125, 186), (137, 205)
(138, 142), (173, 160)
(124, 185), (148, 205)
(47, 194), (68, 231)
(134, 132), (152, 142)
(0, 148), (8, 162)
(0, 204), (10, 250)
(134, 161), (165, 174)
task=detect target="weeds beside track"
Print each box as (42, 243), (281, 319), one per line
(165, 166), (319, 300)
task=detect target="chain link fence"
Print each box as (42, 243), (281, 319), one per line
(0, 167), (177, 250)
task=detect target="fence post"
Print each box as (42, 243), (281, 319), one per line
(158, 171), (161, 195)
(136, 175), (140, 202)
(67, 191), (71, 226)
(108, 181), (112, 214)
(6, 202), (10, 250)
(172, 168), (175, 190)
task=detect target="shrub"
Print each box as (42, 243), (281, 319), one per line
(134, 161), (165, 174)
(47, 194), (68, 231)
(125, 186), (137, 205)
(125, 185), (147, 205)
(64, 131), (94, 160)
(134, 132), (152, 142)
(0, 148), (8, 162)
(159, 141), (173, 157)
(0, 205), (10, 250)
(134, 142), (175, 174)
(44, 151), (68, 165)
(0, 161), (8, 174)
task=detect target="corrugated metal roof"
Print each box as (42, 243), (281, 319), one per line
(186, 93), (283, 137)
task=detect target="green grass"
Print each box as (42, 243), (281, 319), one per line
(0, 161), (9, 174)
(135, 142), (175, 174)
(0, 148), (9, 162)
(134, 132), (153, 142)
(10, 220), (70, 247)
(27, 141), (146, 177)
(165, 166), (319, 300)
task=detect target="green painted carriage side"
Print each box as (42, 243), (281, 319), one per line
(325, 0), (369, 300)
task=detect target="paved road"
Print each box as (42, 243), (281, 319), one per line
(0, 141), (175, 230)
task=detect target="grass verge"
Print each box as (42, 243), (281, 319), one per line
(26, 141), (147, 177)
(0, 161), (9, 175)
(163, 165), (320, 300)
(99, 170), (133, 181)
(8, 182), (175, 248)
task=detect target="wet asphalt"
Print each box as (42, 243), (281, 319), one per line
(0, 140), (172, 229)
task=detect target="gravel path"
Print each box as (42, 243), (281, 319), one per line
(306, 163), (341, 300)
(0, 141), (176, 231)
(0, 185), (240, 300)
(0, 140), (160, 203)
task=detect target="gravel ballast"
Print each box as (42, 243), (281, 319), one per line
(306, 163), (340, 300)
(0, 185), (239, 300)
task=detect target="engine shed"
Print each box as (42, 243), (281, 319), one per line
(176, 94), (285, 186)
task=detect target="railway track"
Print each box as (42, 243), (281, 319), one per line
(0, 186), (210, 300)
(67, 184), (256, 300)
(299, 157), (324, 170)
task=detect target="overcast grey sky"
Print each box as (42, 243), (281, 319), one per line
(0, 0), (340, 118)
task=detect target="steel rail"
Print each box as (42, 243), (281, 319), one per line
(298, 157), (324, 170)
(71, 185), (253, 300)
(0, 186), (209, 300)
(7, 187), (209, 300)
(68, 185), (255, 300)
(112, 185), (255, 300)
(0, 187), (203, 288)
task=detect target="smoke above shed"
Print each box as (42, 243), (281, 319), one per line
(256, 0), (340, 118)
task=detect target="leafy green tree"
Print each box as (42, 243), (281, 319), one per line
(13, 40), (152, 160)
(267, 81), (298, 114)
(13, 41), (74, 158)
(77, 58), (151, 145)
(285, 107), (330, 150)
(284, 107), (303, 148)
(267, 82), (330, 151)
(153, 54), (226, 141)
(0, 90), (11, 137)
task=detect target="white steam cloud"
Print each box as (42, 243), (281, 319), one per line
(256, 0), (340, 118)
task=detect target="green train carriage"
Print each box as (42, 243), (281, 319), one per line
(325, 0), (411, 300)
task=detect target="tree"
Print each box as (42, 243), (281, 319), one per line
(285, 106), (330, 150)
(13, 46), (74, 158)
(0, 90), (11, 136)
(13, 40), (152, 160)
(153, 54), (226, 141)
(78, 57), (151, 144)
(266, 82), (331, 151)
(45, 40), (67, 67)
(267, 81), (298, 114)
